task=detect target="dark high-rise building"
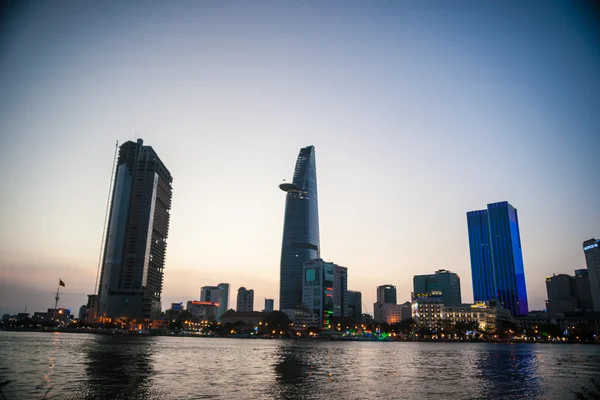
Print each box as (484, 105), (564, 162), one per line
(264, 298), (274, 313)
(583, 238), (600, 311)
(347, 290), (363, 323)
(376, 285), (397, 304)
(279, 146), (320, 311)
(200, 283), (230, 320)
(97, 139), (172, 321)
(413, 269), (462, 305)
(303, 259), (334, 328)
(467, 201), (528, 316)
(545, 270), (593, 316)
(236, 287), (254, 312)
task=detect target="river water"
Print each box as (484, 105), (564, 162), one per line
(0, 332), (599, 399)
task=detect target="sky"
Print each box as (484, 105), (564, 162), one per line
(0, 1), (599, 316)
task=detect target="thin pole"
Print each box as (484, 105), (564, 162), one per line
(94, 141), (119, 295)
(53, 280), (61, 320)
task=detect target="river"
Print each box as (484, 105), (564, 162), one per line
(0, 332), (599, 399)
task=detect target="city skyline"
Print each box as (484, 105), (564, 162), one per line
(1, 1), (599, 315)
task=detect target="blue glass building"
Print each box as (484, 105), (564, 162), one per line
(279, 146), (320, 311)
(467, 201), (528, 316)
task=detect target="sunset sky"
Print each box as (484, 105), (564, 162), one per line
(1, 1), (599, 316)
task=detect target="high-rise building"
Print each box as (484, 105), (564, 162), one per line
(413, 269), (462, 305)
(347, 290), (363, 323)
(574, 269), (593, 311)
(583, 238), (600, 311)
(545, 274), (578, 316)
(201, 286), (221, 303)
(218, 283), (230, 317)
(200, 283), (230, 320)
(236, 287), (254, 312)
(377, 285), (397, 304)
(467, 201), (528, 316)
(333, 264), (348, 318)
(264, 298), (274, 313)
(303, 259), (348, 328)
(97, 139), (173, 321)
(374, 284), (397, 323)
(279, 146), (320, 311)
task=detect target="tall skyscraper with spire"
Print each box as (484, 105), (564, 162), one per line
(467, 201), (528, 316)
(279, 146), (320, 311)
(97, 139), (173, 322)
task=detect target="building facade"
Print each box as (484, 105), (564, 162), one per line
(347, 290), (363, 323)
(279, 146), (320, 311)
(377, 284), (397, 304)
(467, 201), (528, 316)
(413, 269), (462, 305)
(236, 287), (254, 312)
(97, 139), (173, 321)
(583, 238), (600, 311)
(333, 264), (348, 318)
(264, 298), (274, 313)
(186, 301), (218, 322)
(303, 259), (335, 328)
(200, 283), (230, 320)
(545, 270), (594, 316)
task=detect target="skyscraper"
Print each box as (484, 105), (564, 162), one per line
(264, 298), (274, 313)
(376, 285), (397, 304)
(303, 259), (334, 328)
(583, 238), (600, 311)
(467, 201), (528, 316)
(200, 283), (230, 320)
(346, 290), (363, 323)
(413, 269), (462, 305)
(279, 146), (320, 311)
(374, 284), (397, 323)
(97, 139), (173, 321)
(236, 287), (254, 312)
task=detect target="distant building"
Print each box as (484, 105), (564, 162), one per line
(279, 146), (320, 311)
(377, 284), (397, 304)
(583, 238), (600, 311)
(281, 306), (321, 329)
(545, 270), (594, 316)
(220, 310), (266, 326)
(237, 287), (254, 312)
(264, 298), (274, 313)
(97, 139), (173, 322)
(78, 305), (88, 321)
(347, 290), (363, 323)
(413, 269), (461, 305)
(200, 283), (230, 320)
(412, 296), (502, 332)
(46, 308), (71, 322)
(186, 301), (218, 322)
(467, 201), (529, 316)
(32, 312), (48, 322)
(86, 294), (98, 322)
(375, 302), (412, 325)
(373, 284), (397, 323)
(302, 259), (335, 328)
(333, 264), (348, 318)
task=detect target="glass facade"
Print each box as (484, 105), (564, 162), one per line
(413, 270), (462, 305)
(279, 146), (320, 310)
(97, 139), (173, 321)
(467, 201), (529, 316)
(303, 259), (334, 329)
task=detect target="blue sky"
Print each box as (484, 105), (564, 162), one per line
(0, 1), (598, 315)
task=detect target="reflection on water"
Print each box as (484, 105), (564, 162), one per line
(476, 345), (542, 398)
(76, 335), (161, 400)
(1, 333), (599, 400)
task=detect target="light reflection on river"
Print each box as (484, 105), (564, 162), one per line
(0, 332), (599, 399)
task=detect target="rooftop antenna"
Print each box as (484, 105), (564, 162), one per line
(93, 141), (119, 295)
